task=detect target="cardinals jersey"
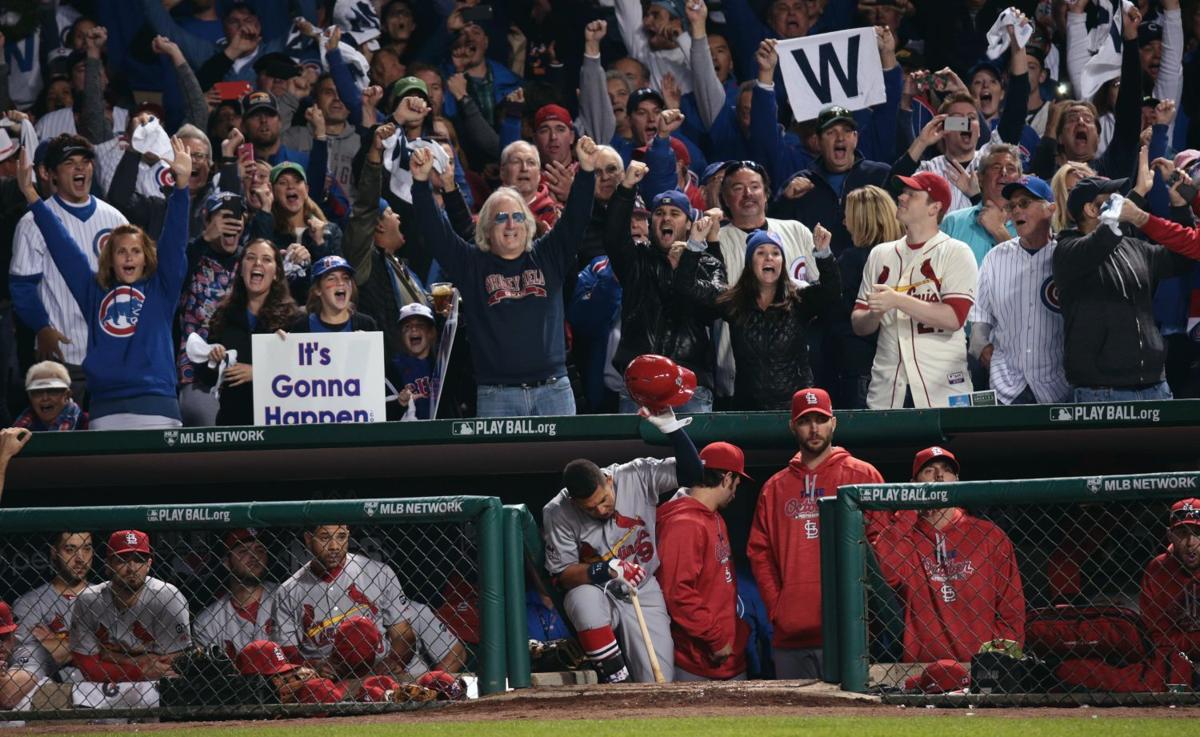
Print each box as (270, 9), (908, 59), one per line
(69, 578), (192, 658)
(193, 583), (279, 660)
(270, 552), (409, 661)
(10, 583), (80, 678)
(542, 457), (679, 586)
(855, 232), (978, 408)
(401, 601), (460, 678)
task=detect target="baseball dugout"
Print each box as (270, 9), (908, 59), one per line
(823, 472), (1200, 706)
(0, 496), (509, 722)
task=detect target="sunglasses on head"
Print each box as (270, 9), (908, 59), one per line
(493, 211), (528, 225)
(721, 160), (767, 177)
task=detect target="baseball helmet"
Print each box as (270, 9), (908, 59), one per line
(623, 354), (696, 412)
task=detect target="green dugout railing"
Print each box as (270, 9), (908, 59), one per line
(502, 504), (544, 689)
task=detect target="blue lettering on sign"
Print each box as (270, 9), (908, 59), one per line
(6, 36), (36, 73)
(263, 406), (370, 424)
(270, 374), (361, 398)
(791, 35), (860, 104)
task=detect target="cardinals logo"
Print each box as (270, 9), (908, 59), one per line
(346, 584), (380, 617)
(876, 265), (890, 284)
(918, 259), (942, 292)
(612, 511), (646, 530)
(131, 621), (155, 644)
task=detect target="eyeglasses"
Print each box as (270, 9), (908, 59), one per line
(493, 211), (528, 225)
(1065, 112), (1096, 125)
(1003, 198), (1039, 213)
(190, 152), (211, 162)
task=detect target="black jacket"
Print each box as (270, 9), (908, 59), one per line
(1054, 200), (1196, 388)
(199, 305), (299, 426)
(604, 185), (726, 389)
(677, 249), (840, 410)
(768, 155), (890, 256)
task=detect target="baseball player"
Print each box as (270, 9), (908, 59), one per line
(193, 529), (276, 660)
(656, 442), (752, 681)
(398, 601), (467, 677)
(851, 172), (978, 408)
(269, 524), (415, 676)
(746, 388), (889, 679)
(968, 176), (1070, 404)
(872, 448), (1025, 662)
(10, 135), (128, 383)
(0, 603), (19, 683)
(1140, 498), (1200, 658)
(542, 404), (703, 683)
(0, 531), (94, 709)
(69, 530), (192, 681)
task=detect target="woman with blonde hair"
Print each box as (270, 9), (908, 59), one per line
(1050, 162), (1096, 231)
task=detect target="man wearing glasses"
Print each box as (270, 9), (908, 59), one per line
(69, 530), (192, 682)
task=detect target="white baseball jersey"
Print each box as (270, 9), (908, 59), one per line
(543, 457), (679, 585)
(269, 552), (409, 662)
(69, 578), (192, 657)
(35, 106), (129, 143)
(969, 237), (1070, 404)
(400, 601), (460, 678)
(94, 138), (173, 201)
(193, 583), (279, 660)
(917, 152), (982, 215)
(10, 195), (128, 365)
(10, 583), (79, 678)
(855, 232), (978, 408)
(714, 219), (822, 396)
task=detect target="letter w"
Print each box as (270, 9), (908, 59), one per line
(791, 37), (859, 104)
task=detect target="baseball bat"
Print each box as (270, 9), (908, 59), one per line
(628, 586), (666, 684)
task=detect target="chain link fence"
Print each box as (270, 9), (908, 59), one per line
(0, 497), (506, 722)
(826, 473), (1200, 705)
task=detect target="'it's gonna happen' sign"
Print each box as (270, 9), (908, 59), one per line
(252, 331), (385, 425)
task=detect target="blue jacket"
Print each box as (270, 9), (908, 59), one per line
(768, 155), (890, 255)
(440, 60), (523, 124)
(31, 187), (190, 421)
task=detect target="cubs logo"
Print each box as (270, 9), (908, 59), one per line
(92, 228), (112, 258)
(98, 286), (146, 338)
(789, 255), (809, 285)
(1040, 276), (1061, 313)
(156, 164), (176, 190)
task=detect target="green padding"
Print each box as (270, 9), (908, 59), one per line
(818, 497), (839, 685)
(835, 492), (868, 693)
(502, 507), (532, 689)
(0, 497), (499, 532)
(476, 500), (506, 695)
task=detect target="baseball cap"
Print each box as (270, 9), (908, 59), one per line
(700, 441), (752, 480)
(296, 678), (345, 704)
(240, 90), (279, 118)
(816, 104), (856, 133)
(204, 191), (245, 219)
(650, 190), (695, 220)
(44, 137), (95, 170)
(269, 161), (306, 184)
(1139, 19), (1163, 46)
(390, 76), (430, 104)
(627, 87), (665, 116)
(912, 446), (960, 479)
(236, 640), (298, 676)
(312, 255), (355, 280)
(332, 616), (382, 671)
(0, 128), (17, 164)
(399, 302), (435, 325)
(701, 161), (726, 185)
(33, 140), (50, 168)
(25, 362), (71, 392)
(1174, 149), (1200, 172)
(895, 171), (952, 219)
(745, 229), (785, 265)
(0, 602), (16, 636)
(791, 387), (833, 421)
(108, 530), (151, 556)
(904, 659), (969, 694)
(359, 675), (400, 702)
(650, 0), (684, 18)
(1066, 177), (1127, 221)
(253, 52), (302, 80)
(1169, 498), (1200, 530)
(1001, 175), (1052, 202)
(534, 104), (572, 130)
(967, 59), (1004, 84)
(223, 528), (260, 549)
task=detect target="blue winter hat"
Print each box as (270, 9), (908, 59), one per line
(745, 229), (784, 266)
(312, 255), (355, 280)
(701, 161), (726, 185)
(204, 191), (244, 218)
(1001, 175), (1053, 202)
(650, 190), (696, 220)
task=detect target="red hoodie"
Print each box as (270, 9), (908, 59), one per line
(746, 447), (885, 649)
(656, 492), (749, 679)
(1139, 548), (1200, 657)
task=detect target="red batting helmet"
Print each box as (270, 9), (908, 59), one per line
(623, 354), (696, 412)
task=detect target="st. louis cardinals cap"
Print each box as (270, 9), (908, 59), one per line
(108, 530), (151, 556)
(912, 446), (960, 480)
(895, 171), (952, 219)
(791, 387), (833, 421)
(224, 528), (260, 549)
(904, 659), (969, 694)
(1169, 498), (1200, 530)
(700, 442), (752, 480)
(0, 602), (16, 636)
(333, 616), (382, 671)
(236, 640), (298, 676)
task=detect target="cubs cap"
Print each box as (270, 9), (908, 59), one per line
(700, 441), (752, 480)
(701, 161), (726, 185)
(332, 616), (382, 671)
(312, 255), (355, 280)
(1139, 19), (1163, 45)
(627, 87), (665, 116)
(904, 659), (969, 694)
(204, 191), (245, 219)
(0, 602), (16, 636)
(44, 137), (95, 170)
(240, 90), (279, 117)
(895, 171), (952, 218)
(791, 387), (833, 421)
(269, 161), (306, 184)
(650, 190), (695, 220)
(1066, 177), (1127, 221)
(108, 529), (151, 556)
(745, 229), (785, 265)
(912, 446), (960, 479)
(534, 104), (572, 130)
(1001, 175), (1052, 202)
(816, 104), (856, 133)
(236, 640), (298, 676)
(967, 58), (1004, 84)
(1169, 498), (1200, 530)
(399, 302), (435, 324)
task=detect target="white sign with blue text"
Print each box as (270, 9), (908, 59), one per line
(252, 331), (385, 425)
(775, 27), (886, 125)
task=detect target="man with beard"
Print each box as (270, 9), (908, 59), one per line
(613, 0), (694, 96)
(69, 530), (192, 681)
(1141, 499), (1200, 660)
(282, 76), (362, 208)
(270, 525), (415, 676)
(237, 91), (308, 167)
(0, 532), (94, 708)
(746, 388), (884, 679)
(194, 530), (276, 660)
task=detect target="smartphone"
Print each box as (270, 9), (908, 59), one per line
(944, 115), (971, 132)
(461, 4), (493, 23)
(214, 80), (252, 101)
(237, 143), (254, 165)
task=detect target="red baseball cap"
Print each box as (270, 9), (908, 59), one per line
(700, 441), (752, 480)
(108, 530), (151, 556)
(224, 528), (261, 549)
(534, 103), (572, 130)
(0, 602), (16, 636)
(912, 446), (960, 480)
(358, 675), (400, 702)
(236, 640), (298, 676)
(1169, 498), (1200, 530)
(904, 659), (969, 693)
(895, 171), (952, 219)
(791, 387), (833, 421)
(295, 678), (345, 704)
(333, 616), (382, 672)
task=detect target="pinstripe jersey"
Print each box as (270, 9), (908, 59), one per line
(10, 196), (128, 366)
(855, 232), (978, 408)
(34, 107), (129, 143)
(969, 237), (1070, 404)
(916, 152), (982, 215)
(193, 583), (278, 660)
(69, 577), (192, 656)
(9, 583), (80, 678)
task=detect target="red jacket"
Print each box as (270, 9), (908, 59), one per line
(874, 510), (1025, 662)
(746, 447), (884, 649)
(1140, 548), (1200, 657)
(656, 492), (748, 679)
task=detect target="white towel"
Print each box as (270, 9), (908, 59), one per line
(1098, 193), (1124, 236)
(985, 7), (1033, 60)
(130, 116), (173, 161)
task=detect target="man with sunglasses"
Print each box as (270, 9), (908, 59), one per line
(69, 530), (191, 682)
(1141, 499), (1200, 660)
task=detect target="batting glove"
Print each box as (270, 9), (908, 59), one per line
(609, 558), (647, 587)
(639, 406), (692, 434)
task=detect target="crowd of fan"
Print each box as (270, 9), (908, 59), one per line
(3, 0), (1200, 430)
